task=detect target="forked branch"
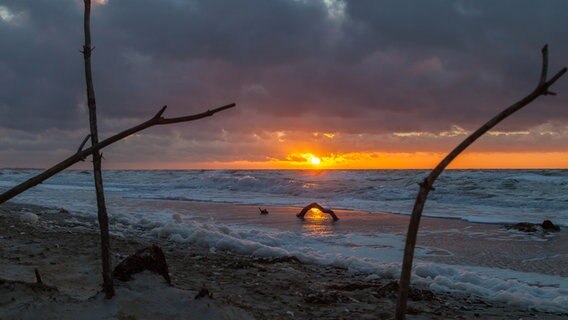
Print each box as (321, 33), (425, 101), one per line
(395, 45), (566, 320)
(0, 103), (236, 204)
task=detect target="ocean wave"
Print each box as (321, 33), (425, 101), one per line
(1, 169), (567, 226)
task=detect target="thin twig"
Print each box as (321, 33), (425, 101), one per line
(153, 105), (168, 119)
(77, 134), (91, 159)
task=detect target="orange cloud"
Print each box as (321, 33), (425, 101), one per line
(138, 151), (568, 170)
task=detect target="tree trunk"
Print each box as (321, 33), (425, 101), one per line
(395, 45), (566, 319)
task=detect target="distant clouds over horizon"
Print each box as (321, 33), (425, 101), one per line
(1, 0), (568, 168)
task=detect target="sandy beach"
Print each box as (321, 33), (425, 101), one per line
(1, 201), (567, 319)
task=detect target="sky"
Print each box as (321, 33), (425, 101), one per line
(1, 0), (567, 169)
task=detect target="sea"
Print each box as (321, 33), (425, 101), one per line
(1, 169), (567, 312)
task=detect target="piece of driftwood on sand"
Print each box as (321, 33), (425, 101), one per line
(395, 45), (567, 319)
(113, 245), (172, 285)
(296, 202), (339, 221)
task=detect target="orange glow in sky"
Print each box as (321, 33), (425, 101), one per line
(107, 151), (568, 170)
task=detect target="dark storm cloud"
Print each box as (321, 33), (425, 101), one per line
(1, 0), (567, 167)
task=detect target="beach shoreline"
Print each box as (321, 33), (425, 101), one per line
(1, 201), (567, 319)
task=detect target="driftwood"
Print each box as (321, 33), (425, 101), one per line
(194, 287), (213, 300)
(82, 0), (114, 298)
(0, 103), (235, 205)
(395, 45), (567, 319)
(0, 277), (58, 293)
(0, 269), (56, 293)
(113, 245), (171, 285)
(542, 220), (561, 231)
(34, 268), (43, 285)
(296, 202), (339, 221)
(507, 220), (560, 232)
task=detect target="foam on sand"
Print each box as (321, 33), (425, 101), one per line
(146, 218), (568, 313)
(19, 211), (39, 224)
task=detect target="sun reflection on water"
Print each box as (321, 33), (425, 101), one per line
(300, 208), (337, 236)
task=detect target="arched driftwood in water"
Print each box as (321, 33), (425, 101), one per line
(296, 203), (339, 221)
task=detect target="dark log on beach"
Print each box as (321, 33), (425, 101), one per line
(82, 0), (114, 298)
(296, 202), (339, 221)
(194, 286), (213, 300)
(113, 245), (172, 285)
(395, 45), (567, 320)
(508, 222), (538, 232)
(0, 277), (58, 293)
(507, 220), (560, 232)
(1, 269), (56, 292)
(542, 220), (561, 231)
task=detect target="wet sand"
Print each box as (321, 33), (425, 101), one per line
(1, 202), (567, 319)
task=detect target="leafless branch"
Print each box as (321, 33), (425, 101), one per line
(0, 103), (235, 205)
(82, 0), (115, 298)
(77, 134), (91, 160)
(395, 45), (566, 320)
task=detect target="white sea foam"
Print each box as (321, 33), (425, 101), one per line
(140, 217), (567, 312)
(19, 211), (39, 224)
(2, 169), (566, 226)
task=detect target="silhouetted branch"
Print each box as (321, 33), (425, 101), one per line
(82, 0), (114, 299)
(296, 202), (339, 221)
(0, 103), (235, 204)
(77, 134), (92, 162)
(395, 45), (566, 320)
(154, 105), (168, 119)
(77, 134), (91, 154)
(539, 45), (549, 86)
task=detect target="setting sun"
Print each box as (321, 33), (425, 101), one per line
(309, 155), (321, 165)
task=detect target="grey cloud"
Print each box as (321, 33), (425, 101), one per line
(1, 0), (568, 167)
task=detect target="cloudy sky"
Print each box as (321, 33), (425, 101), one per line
(1, 0), (567, 169)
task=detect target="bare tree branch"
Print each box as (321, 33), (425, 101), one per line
(539, 44), (549, 86)
(0, 103), (235, 204)
(395, 45), (566, 320)
(154, 105), (168, 119)
(82, 0), (114, 298)
(77, 134), (91, 155)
